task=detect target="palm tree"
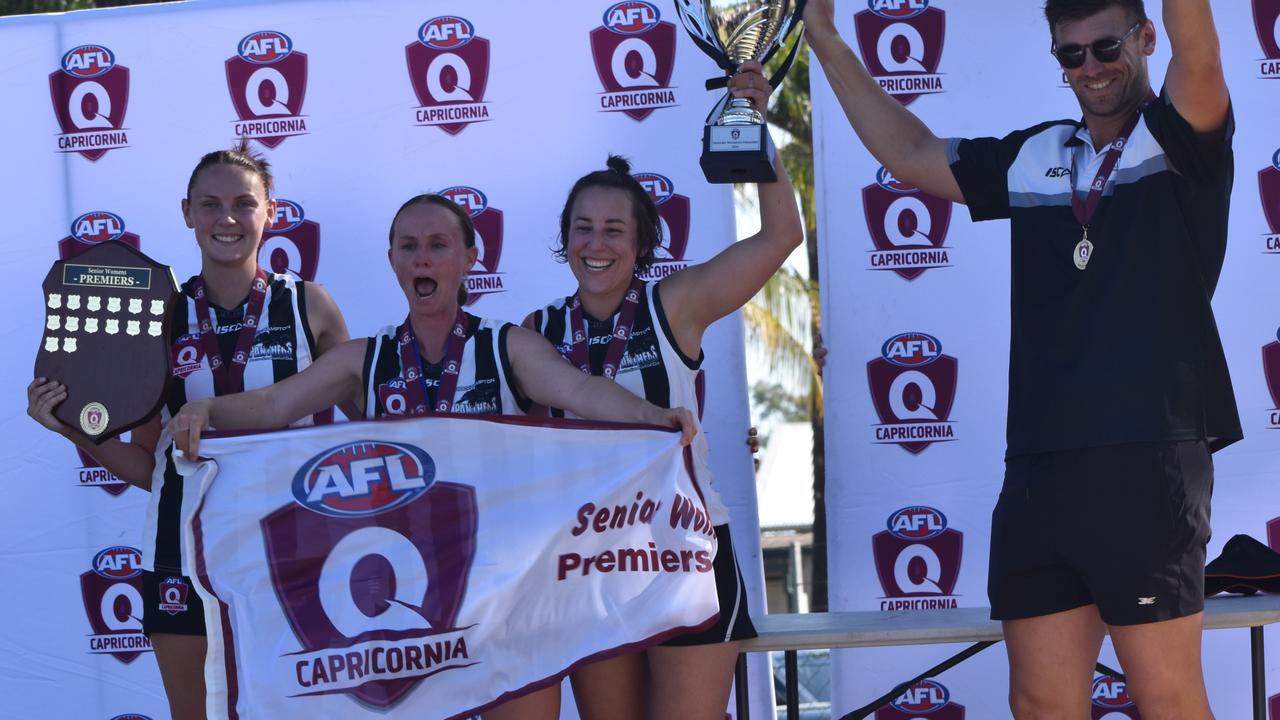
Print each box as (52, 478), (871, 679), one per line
(744, 37), (829, 611)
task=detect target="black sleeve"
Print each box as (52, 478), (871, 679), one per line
(1142, 84), (1234, 187)
(948, 121), (1063, 223)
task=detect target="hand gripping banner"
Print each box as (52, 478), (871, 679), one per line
(180, 414), (719, 719)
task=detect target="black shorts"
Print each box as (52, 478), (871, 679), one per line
(142, 570), (206, 636)
(989, 440), (1213, 626)
(663, 523), (758, 646)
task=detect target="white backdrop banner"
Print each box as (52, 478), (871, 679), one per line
(814, 1), (1280, 718)
(181, 415), (717, 720)
(0, 1), (772, 718)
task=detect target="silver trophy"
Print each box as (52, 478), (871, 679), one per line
(674, 0), (804, 183)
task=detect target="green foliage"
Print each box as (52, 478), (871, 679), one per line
(0, 0), (176, 17)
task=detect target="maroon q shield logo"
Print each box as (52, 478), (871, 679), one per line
(876, 680), (965, 719)
(871, 507), (962, 603)
(48, 45), (130, 160)
(440, 186), (505, 305)
(634, 172), (690, 280)
(867, 332), (958, 454)
(259, 199), (320, 281)
(863, 167), (953, 280)
(406, 17), (492, 135)
(591, 1), (678, 121)
(264, 442), (478, 707)
(854, 1), (946, 106)
(1259, 150), (1280, 253)
(75, 445), (129, 496)
(58, 210), (140, 261)
(79, 546), (150, 664)
(225, 31), (309, 148)
(1255, 0), (1280, 75)
(1264, 337), (1280, 431)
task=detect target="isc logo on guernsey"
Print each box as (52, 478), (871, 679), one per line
(292, 441), (437, 517)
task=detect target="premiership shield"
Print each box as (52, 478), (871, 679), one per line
(260, 481), (478, 707)
(35, 240), (178, 441)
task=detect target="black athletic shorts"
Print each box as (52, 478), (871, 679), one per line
(989, 440), (1213, 626)
(663, 523), (758, 646)
(141, 570), (206, 636)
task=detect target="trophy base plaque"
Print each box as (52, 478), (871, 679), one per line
(700, 124), (778, 184)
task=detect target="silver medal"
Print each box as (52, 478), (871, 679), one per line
(1073, 228), (1093, 270)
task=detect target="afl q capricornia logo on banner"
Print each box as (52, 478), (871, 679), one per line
(262, 440), (479, 707)
(225, 30), (310, 147)
(406, 16), (493, 135)
(876, 679), (965, 719)
(259, 199), (321, 281)
(439, 186), (506, 305)
(863, 166), (953, 279)
(867, 332), (958, 453)
(634, 171), (692, 280)
(1255, 0), (1280, 78)
(871, 506), (962, 611)
(79, 546), (152, 663)
(591, 1), (679, 121)
(48, 44), (131, 160)
(854, 0), (946, 106)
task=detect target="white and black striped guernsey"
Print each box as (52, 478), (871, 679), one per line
(361, 314), (528, 419)
(530, 280), (730, 525)
(142, 273), (320, 574)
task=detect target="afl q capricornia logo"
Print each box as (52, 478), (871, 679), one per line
(406, 16), (493, 134)
(79, 546), (151, 663)
(634, 171), (692, 280)
(866, 332), (958, 453)
(48, 44), (131, 159)
(590, 1), (679, 121)
(225, 30), (310, 147)
(871, 506), (962, 611)
(863, 167), (954, 280)
(854, 0), (946, 106)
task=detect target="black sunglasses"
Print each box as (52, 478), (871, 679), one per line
(1051, 22), (1143, 69)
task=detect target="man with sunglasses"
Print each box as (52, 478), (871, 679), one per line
(804, 0), (1236, 718)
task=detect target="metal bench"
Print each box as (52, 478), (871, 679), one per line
(734, 594), (1280, 720)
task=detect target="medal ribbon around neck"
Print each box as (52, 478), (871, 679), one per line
(1068, 91), (1156, 269)
(191, 268), (270, 395)
(396, 308), (470, 415)
(565, 277), (645, 380)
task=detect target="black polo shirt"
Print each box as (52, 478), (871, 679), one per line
(948, 86), (1241, 457)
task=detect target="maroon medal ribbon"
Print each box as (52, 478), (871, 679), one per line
(395, 308), (470, 415)
(191, 268), (270, 395)
(1068, 91), (1156, 269)
(565, 277), (645, 380)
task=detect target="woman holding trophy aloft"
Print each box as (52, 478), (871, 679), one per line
(524, 58), (802, 720)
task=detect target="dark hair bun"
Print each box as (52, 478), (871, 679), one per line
(606, 154), (632, 175)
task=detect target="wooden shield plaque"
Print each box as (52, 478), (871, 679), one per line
(34, 240), (179, 442)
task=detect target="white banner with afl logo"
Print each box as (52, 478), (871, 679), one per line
(814, 0), (1280, 718)
(179, 415), (718, 719)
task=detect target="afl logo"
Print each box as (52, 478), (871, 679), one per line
(270, 199), (305, 232)
(1272, 148), (1280, 171)
(71, 211), (125, 244)
(1091, 676), (1134, 708)
(439, 186), (487, 218)
(92, 546), (143, 579)
(634, 172), (675, 204)
(604, 1), (661, 35)
(292, 441), (437, 517)
(419, 16), (475, 49)
(887, 506), (947, 540)
(238, 30), (293, 64)
(870, 0), (929, 19)
(882, 332), (941, 367)
(876, 166), (917, 193)
(891, 679), (949, 712)
(110, 715), (155, 720)
(60, 45), (115, 78)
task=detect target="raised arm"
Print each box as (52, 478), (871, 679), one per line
(27, 377), (159, 489)
(657, 61), (804, 355)
(505, 326), (696, 445)
(1162, 0), (1228, 133)
(803, 0), (962, 201)
(170, 338), (366, 457)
